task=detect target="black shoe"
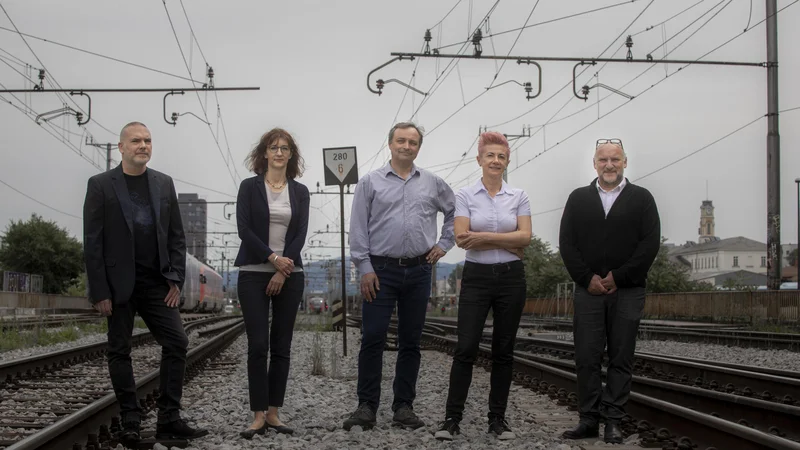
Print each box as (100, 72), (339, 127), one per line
(561, 422), (599, 440)
(434, 418), (460, 441)
(119, 421), (141, 447)
(487, 416), (516, 440)
(156, 418), (209, 440)
(266, 421), (294, 435)
(392, 404), (425, 429)
(604, 422), (624, 444)
(343, 403), (376, 431)
(239, 422), (267, 439)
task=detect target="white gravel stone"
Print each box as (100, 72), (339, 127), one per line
(177, 328), (582, 450)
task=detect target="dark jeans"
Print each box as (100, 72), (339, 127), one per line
(357, 256), (432, 412)
(107, 281), (189, 425)
(573, 285), (646, 425)
(445, 261), (526, 421)
(238, 271), (304, 411)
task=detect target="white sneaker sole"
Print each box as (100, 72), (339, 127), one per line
(434, 430), (455, 441)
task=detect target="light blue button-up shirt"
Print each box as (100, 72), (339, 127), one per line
(349, 162), (456, 275)
(456, 178), (531, 264)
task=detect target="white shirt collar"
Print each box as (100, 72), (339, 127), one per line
(471, 178), (511, 196)
(596, 177), (627, 194)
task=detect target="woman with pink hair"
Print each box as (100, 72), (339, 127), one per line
(435, 131), (532, 442)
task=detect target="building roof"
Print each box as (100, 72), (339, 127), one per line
(669, 236), (766, 256)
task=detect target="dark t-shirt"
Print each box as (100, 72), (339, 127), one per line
(124, 171), (163, 287)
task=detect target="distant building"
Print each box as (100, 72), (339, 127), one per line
(178, 193), (207, 263)
(698, 200), (716, 243)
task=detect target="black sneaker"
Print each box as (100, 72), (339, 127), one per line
(392, 404), (425, 429)
(343, 403), (376, 431)
(156, 418), (209, 440)
(434, 417), (460, 441)
(119, 421), (141, 447)
(488, 416), (516, 440)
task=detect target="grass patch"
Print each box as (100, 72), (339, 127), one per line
(0, 316), (149, 353)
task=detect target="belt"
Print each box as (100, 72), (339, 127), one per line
(465, 260), (523, 274)
(370, 254), (428, 267)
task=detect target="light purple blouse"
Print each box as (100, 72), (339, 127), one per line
(456, 178), (531, 264)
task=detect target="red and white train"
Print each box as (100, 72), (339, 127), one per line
(180, 253), (225, 312)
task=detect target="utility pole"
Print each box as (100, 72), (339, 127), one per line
(85, 138), (117, 171)
(431, 263), (438, 303)
(766, 0), (781, 290)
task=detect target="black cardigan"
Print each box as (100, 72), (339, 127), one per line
(558, 178), (661, 289)
(233, 176), (309, 268)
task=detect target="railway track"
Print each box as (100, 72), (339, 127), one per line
(506, 317), (800, 351)
(347, 316), (800, 450)
(0, 316), (243, 450)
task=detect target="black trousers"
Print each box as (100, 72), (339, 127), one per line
(445, 261), (526, 421)
(107, 281), (189, 425)
(238, 271), (304, 411)
(573, 285), (646, 425)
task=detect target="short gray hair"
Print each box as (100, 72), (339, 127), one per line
(388, 122), (425, 147)
(119, 121), (148, 142)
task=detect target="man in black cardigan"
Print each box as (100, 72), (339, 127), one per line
(558, 139), (660, 444)
(83, 122), (207, 446)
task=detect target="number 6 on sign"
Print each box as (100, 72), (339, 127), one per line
(323, 146), (359, 186)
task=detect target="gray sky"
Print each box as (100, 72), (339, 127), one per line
(0, 0), (798, 267)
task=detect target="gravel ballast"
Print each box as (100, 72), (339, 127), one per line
(174, 328), (593, 450)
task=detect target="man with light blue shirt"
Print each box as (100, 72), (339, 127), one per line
(344, 122), (455, 431)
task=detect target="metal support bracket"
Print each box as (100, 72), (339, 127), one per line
(517, 59), (543, 100)
(366, 56), (426, 96)
(163, 91), (185, 126)
(69, 91), (91, 126)
(223, 202), (235, 220)
(573, 61), (597, 100)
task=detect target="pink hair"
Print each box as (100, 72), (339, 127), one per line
(477, 131), (510, 157)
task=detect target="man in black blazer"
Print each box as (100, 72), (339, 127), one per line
(558, 139), (660, 444)
(83, 122), (207, 446)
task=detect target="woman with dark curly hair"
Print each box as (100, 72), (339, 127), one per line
(234, 128), (309, 438)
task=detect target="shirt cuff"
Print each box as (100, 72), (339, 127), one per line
(436, 240), (454, 252)
(357, 260), (375, 275)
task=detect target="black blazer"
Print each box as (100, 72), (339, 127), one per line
(233, 176), (309, 268)
(83, 165), (186, 305)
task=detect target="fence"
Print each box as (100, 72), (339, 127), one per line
(2, 271), (44, 293)
(524, 290), (800, 324)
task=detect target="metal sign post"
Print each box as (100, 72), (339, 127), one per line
(323, 146), (358, 356)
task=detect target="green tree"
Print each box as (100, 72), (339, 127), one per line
(447, 264), (463, 293)
(65, 272), (88, 297)
(0, 214), (83, 294)
(523, 236), (572, 297)
(646, 240), (714, 293)
(786, 248), (798, 267)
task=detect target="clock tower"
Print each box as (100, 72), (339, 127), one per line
(699, 200), (716, 243)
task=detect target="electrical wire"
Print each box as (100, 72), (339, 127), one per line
(0, 4), (116, 137)
(0, 25), (204, 83)
(0, 176), (82, 220)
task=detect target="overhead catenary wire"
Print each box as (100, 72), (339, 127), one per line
(0, 176), (82, 220)
(175, 0), (240, 186)
(434, 0), (647, 52)
(0, 25), (205, 84)
(0, 3), (117, 137)
(529, 106), (800, 217)
(161, 0), (241, 189)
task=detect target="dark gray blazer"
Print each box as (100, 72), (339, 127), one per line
(83, 164), (186, 305)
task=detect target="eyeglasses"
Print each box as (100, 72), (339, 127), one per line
(268, 146), (291, 154)
(596, 138), (623, 149)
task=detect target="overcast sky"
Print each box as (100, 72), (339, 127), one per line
(1, 0), (798, 268)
